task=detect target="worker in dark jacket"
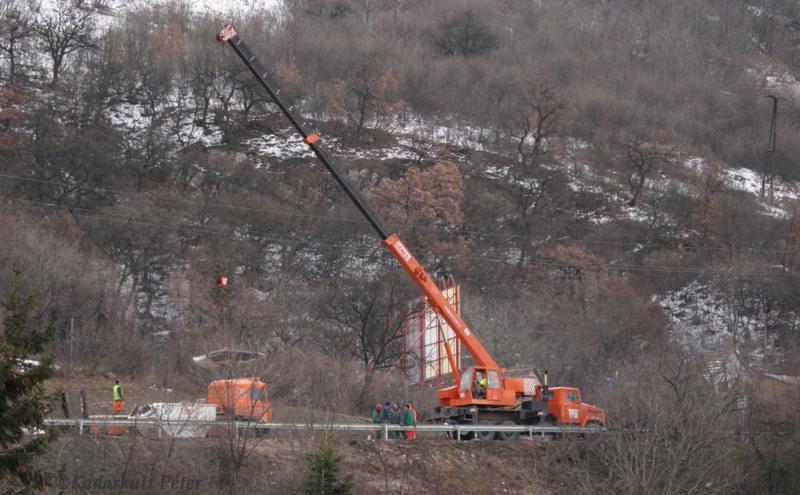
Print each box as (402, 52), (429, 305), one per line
(401, 404), (416, 440)
(389, 402), (402, 439)
(380, 402), (392, 423)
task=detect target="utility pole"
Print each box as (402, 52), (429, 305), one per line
(761, 95), (780, 201)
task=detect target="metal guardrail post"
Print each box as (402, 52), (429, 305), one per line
(456, 425), (461, 442)
(235, 422), (239, 439)
(382, 423), (388, 440)
(79, 419), (83, 435)
(528, 426), (533, 439)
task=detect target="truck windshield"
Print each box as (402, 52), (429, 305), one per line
(459, 369), (474, 392)
(250, 386), (265, 402)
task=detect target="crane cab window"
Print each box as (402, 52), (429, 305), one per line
(566, 391), (580, 403)
(487, 371), (500, 389)
(459, 369), (474, 392)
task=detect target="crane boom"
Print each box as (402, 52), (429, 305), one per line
(217, 24), (499, 371)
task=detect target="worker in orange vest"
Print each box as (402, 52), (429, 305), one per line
(406, 402), (418, 440)
(112, 380), (124, 413)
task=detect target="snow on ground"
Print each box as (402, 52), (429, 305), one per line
(762, 204), (790, 218)
(683, 157), (799, 218)
(724, 165), (800, 202)
(658, 280), (747, 351)
(747, 63), (800, 99)
(588, 215), (613, 225)
(102, 0), (282, 17)
(245, 132), (316, 161)
(244, 127), (418, 164)
(393, 117), (491, 151)
(105, 101), (225, 148)
(655, 279), (800, 363)
(37, 0), (283, 33)
(622, 204), (652, 223)
(482, 164), (542, 191)
(105, 102), (149, 132)
(173, 0), (282, 15)
(358, 146), (419, 161)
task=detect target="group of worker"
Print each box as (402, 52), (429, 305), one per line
(371, 402), (417, 439)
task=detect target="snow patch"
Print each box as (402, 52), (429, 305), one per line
(246, 132), (315, 162)
(622, 205), (651, 223)
(656, 279), (800, 362)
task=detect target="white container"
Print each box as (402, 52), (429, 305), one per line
(145, 402), (217, 438)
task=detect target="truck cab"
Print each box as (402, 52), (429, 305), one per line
(207, 377), (272, 422)
(536, 386), (605, 427)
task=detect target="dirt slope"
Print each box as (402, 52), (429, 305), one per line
(44, 435), (550, 495)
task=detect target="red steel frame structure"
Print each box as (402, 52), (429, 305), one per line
(402, 276), (462, 387)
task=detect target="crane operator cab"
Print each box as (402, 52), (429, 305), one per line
(461, 367), (501, 401)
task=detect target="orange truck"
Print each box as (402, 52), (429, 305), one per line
(218, 25), (605, 439)
(88, 378), (271, 437)
(207, 377), (272, 422)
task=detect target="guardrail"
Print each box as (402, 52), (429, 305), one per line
(43, 418), (604, 441)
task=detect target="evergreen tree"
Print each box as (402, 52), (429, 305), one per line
(302, 436), (354, 495)
(0, 271), (56, 493)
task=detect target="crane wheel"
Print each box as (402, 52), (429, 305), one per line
(476, 421), (497, 441)
(459, 431), (476, 441)
(498, 421), (519, 441)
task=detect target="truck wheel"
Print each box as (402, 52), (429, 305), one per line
(459, 431), (475, 441)
(476, 421), (497, 441)
(453, 424), (474, 441)
(498, 421), (519, 441)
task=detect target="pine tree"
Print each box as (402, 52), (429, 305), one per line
(302, 436), (354, 495)
(0, 271), (57, 493)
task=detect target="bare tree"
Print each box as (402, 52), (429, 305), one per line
(0, 0), (38, 82)
(120, 119), (174, 192)
(625, 134), (674, 207)
(322, 273), (419, 409)
(34, 0), (96, 85)
(430, 8), (498, 56)
(328, 53), (402, 135)
(502, 84), (563, 161)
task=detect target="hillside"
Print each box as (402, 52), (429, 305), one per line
(1, 0), (800, 493)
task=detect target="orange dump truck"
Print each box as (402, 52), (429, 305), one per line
(207, 377), (272, 422)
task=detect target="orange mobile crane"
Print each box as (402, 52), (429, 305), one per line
(217, 25), (605, 438)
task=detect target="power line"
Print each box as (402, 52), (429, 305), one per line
(5, 199), (800, 280)
(0, 172), (794, 256)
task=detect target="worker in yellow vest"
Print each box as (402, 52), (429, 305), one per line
(112, 380), (124, 413)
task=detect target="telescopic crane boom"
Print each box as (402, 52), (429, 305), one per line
(216, 25), (497, 374)
(217, 25), (606, 430)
